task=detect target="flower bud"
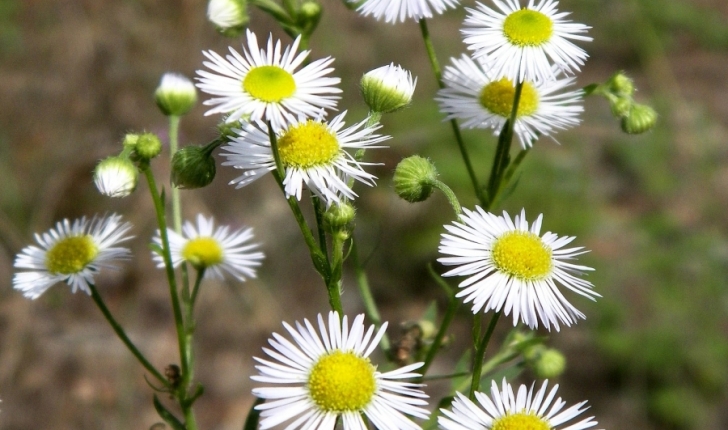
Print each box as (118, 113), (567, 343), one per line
(155, 73), (197, 117)
(207, 0), (249, 37)
(122, 133), (140, 149)
(135, 133), (163, 160)
(531, 348), (567, 379)
(608, 71), (635, 98)
(323, 201), (356, 233)
(361, 64), (417, 114)
(393, 156), (437, 203)
(609, 96), (632, 118)
(217, 116), (248, 141)
(171, 146), (216, 189)
(621, 103), (658, 134)
(93, 156), (138, 198)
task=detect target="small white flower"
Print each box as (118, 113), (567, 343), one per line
(93, 156), (138, 198)
(196, 30), (342, 130)
(361, 63), (417, 114)
(436, 55), (583, 148)
(253, 311), (429, 430)
(357, 0), (460, 24)
(13, 214), (133, 299)
(155, 72), (198, 116)
(462, 0), (592, 83)
(438, 207), (599, 331)
(152, 214), (263, 281)
(439, 379), (600, 430)
(207, 0), (248, 31)
(221, 111), (389, 206)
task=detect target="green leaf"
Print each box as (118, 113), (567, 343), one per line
(243, 397), (266, 430)
(152, 395), (185, 430)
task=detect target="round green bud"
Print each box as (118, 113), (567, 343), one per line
(93, 156), (138, 198)
(361, 64), (417, 114)
(610, 96), (632, 118)
(299, 1), (322, 21)
(531, 348), (567, 379)
(207, 0), (249, 37)
(122, 133), (140, 149)
(323, 201), (356, 233)
(608, 72), (635, 98)
(135, 133), (162, 160)
(171, 146), (216, 189)
(621, 103), (658, 134)
(393, 155), (438, 203)
(217, 117), (248, 141)
(155, 72), (198, 117)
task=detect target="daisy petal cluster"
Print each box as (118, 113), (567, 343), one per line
(462, 0), (592, 83)
(253, 311), (429, 430)
(13, 214), (133, 299)
(438, 207), (599, 331)
(361, 63), (418, 114)
(437, 55), (583, 147)
(221, 111), (389, 206)
(196, 29), (342, 130)
(358, 0), (460, 24)
(153, 214), (264, 281)
(439, 379), (600, 430)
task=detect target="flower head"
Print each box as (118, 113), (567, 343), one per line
(438, 207), (599, 331)
(13, 214), (133, 299)
(207, 0), (249, 36)
(153, 214), (263, 281)
(252, 311), (429, 430)
(361, 63), (417, 114)
(437, 55), (583, 148)
(462, 0), (592, 83)
(357, 0), (460, 24)
(155, 72), (198, 116)
(439, 379), (600, 430)
(196, 30), (341, 130)
(93, 156), (138, 198)
(221, 111), (389, 206)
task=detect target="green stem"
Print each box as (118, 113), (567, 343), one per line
(169, 115), (182, 233)
(469, 312), (501, 399)
(190, 269), (206, 310)
(485, 82), (523, 210)
(419, 264), (459, 377)
(489, 147), (531, 209)
(88, 284), (168, 387)
(312, 197), (330, 264)
(327, 231), (345, 316)
(432, 179), (462, 216)
(352, 239), (389, 352)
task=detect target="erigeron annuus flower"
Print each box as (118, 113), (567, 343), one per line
(155, 72), (198, 117)
(439, 379), (600, 430)
(462, 0), (592, 83)
(152, 214), (263, 281)
(93, 156), (139, 198)
(221, 111), (389, 205)
(13, 214), (133, 299)
(252, 312), (429, 430)
(196, 30), (341, 130)
(438, 207), (598, 331)
(357, 0), (460, 24)
(436, 55), (583, 148)
(207, 0), (248, 35)
(361, 63), (417, 114)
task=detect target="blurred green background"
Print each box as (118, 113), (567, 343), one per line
(0, 0), (727, 429)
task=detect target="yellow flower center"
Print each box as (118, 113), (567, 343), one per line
(243, 66), (296, 102)
(479, 79), (539, 118)
(45, 235), (99, 275)
(492, 231), (552, 281)
(307, 350), (377, 412)
(278, 120), (340, 169)
(492, 412), (550, 430)
(503, 9), (553, 47)
(182, 237), (224, 269)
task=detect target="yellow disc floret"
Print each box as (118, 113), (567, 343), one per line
(479, 79), (539, 118)
(182, 237), (224, 269)
(307, 350), (377, 412)
(492, 231), (552, 281)
(492, 412), (550, 430)
(278, 120), (340, 169)
(45, 235), (99, 275)
(243, 66), (296, 102)
(503, 9), (553, 47)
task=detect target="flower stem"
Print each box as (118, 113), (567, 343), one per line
(419, 264), (459, 377)
(469, 312), (501, 399)
(88, 284), (168, 387)
(352, 239), (389, 352)
(432, 179), (462, 216)
(327, 230), (345, 316)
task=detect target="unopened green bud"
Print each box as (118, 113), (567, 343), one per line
(323, 201), (356, 233)
(122, 133), (140, 149)
(155, 73), (197, 117)
(135, 133), (162, 160)
(608, 71), (635, 98)
(531, 348), (567, 379)
(299, 1), (323, 32)
(610, 97), (632, 118)
(217, 116), (248, 140)
(171, 146), (216, 189)
(93, 156), (138, 198)
(621, 103), (658, 134)
(207, 0), (249, 37)
(361, 64), (417, 114)
(394, 155), (438, 203)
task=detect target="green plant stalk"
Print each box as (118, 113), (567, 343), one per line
(418, 18), (484, 205)
(169, 115), (192, 305)
(432, 179), (462, 216)
(489, 147), (531, 209)
(352, 239), (390, 352)
(327, 230), (345, 316)
(312, 196), (330, 265)
(485, 82), (523, 209)
(420, 264), (460, 377)
(469, 312), (501, 399)
(190, 268), (206, 310)
(88, 284), (169, 387)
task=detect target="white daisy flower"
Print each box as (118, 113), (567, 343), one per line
(357, 0), (460, 24)
(155, 72), (198, 117)
(220, 111), (389, 206)
(439, 379), (600, 430)
(436, 55), (583, 148)
(252, 311), (429, 430)
(13, 214), (133, 299)
(462, 0), (592, 83)
(207, 0), (248, 32)
(196, 30), (342, 130)
(152, 214), (263, 281)
(438, 207), (599, 331)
